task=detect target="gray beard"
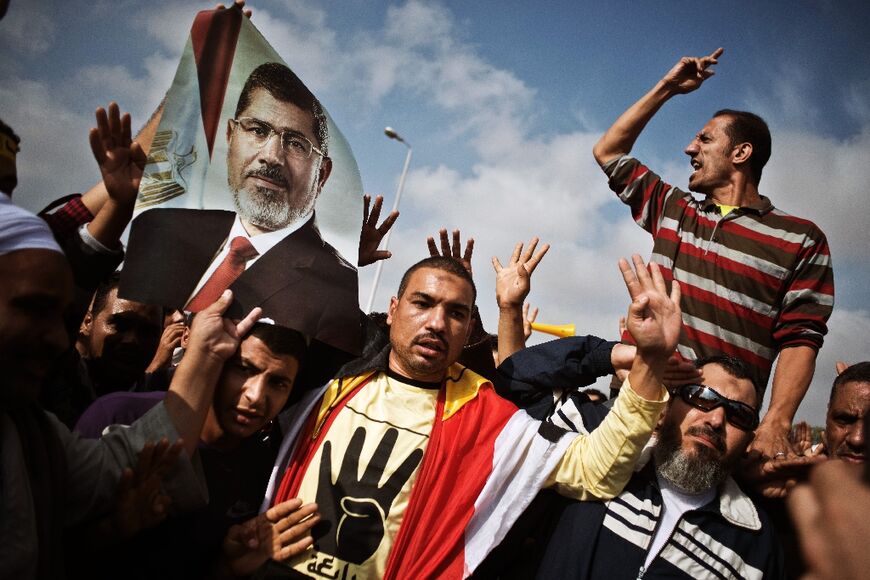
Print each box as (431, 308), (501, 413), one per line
(654, 428), (728, 495)
(232, 186), (307, 231)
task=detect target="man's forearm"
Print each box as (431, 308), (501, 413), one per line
(86, 198), (134, 249)
(763, 345), (817, 429)
(627, 350), (668, 401)
(497, 304), (526, 364)
(164, 348), (224, 456)
(592, 80), (675, 166)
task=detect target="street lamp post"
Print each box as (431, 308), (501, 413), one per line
(365, 127), (412, 313)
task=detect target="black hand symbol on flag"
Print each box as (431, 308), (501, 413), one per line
(313, 427), (424, 564)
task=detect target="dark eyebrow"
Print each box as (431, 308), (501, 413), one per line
(408, 291), (471, 314)
(248, 118), (308, 139)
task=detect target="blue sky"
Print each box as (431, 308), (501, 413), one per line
(2, 0), (868, 424)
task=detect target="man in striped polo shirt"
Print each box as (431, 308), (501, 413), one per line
(592, 47), (834, 461)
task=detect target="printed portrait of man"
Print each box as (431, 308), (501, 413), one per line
(120, 62), (360, 355)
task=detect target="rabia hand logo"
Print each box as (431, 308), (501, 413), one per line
(314, 427), (423, 564)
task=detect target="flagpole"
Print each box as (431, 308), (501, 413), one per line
(365, 127), (412, 313)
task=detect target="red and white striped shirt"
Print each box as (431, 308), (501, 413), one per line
(604, 155), (834, 390)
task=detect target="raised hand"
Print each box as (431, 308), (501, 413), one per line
(428, 228), (474, 274)
(661, 47), (723, 95)
(492, 238), (550, 310)
(740, 452), (826, 499)
(185, 290), (262, 363)
(790, 421), (814, 456)
(522, 303), (539, 341)
(114, 438), (183, 539)
(619, 255), (682, 357)
(314, 427), (423, 564)
(358, 194), (399, 267)
(662, 354), (703, 387)
(89, 102), (147, 207)
(221, 498), (319, 577)
(146, 319), (186, 372)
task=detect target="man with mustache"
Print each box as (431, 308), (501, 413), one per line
(121, 62), (359, 355)
(528, 355), (783, 579)
(592, 48), (835, 463)
(821, 362), (868, 464)
(241, 250), (679, 578)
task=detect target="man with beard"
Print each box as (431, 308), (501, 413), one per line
(121, 62), (359, 354)
(529, 355), (783, 579)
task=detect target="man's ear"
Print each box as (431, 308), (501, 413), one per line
(386, 296), (398, 326)
(181, 325), (192, 349)
(316, 156), (332, 194)
(731, 142), (753, 168)
(227, 118), (234, 143)
(80, 310), (94, 337)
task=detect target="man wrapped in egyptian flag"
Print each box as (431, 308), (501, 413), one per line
(241, 240), (679, 579)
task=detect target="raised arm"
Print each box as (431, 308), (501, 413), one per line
(492, 238), (550, 362)
(619, 254), (682, 399)
(358, 194), (399, 267)
(592, 48), (723, 166)
(546, 255), (680, 499)
(85, 102), (148, 248)
(80, 98), (164, 216)
(164, 290), (261, 456)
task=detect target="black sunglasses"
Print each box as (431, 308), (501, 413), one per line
(677, 384), (759, 431)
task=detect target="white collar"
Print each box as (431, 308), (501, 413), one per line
(231, 211), (313, 256)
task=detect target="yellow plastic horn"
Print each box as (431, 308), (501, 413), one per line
(531, 322), (575, 338)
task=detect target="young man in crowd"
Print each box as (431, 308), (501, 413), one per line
(73, 321), (318, 579)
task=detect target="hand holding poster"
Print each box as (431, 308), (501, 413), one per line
(119, 5), (363, 355)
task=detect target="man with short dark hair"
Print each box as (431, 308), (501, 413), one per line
(121, 61), (359, 354)
(592, 48), (835, 461)
(73, 322), (315, 579)
(76, 273), (163, 396)
(247, 251), (678, 578)
(823, 361), (869, 464)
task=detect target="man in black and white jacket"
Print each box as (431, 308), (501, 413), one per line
(490, 345), (784, 579)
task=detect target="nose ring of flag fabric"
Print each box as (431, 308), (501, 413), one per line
(186, 236), (258, 311)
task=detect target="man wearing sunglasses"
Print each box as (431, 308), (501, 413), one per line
(506, 355), (783, 579)
(121, 62), (360, 355)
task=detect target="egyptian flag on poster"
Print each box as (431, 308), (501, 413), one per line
(120, 5), (364, 355)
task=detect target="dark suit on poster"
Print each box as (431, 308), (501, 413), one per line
(119, 208), (360, 355)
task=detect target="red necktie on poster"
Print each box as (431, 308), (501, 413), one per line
(186, 236), (258, 312)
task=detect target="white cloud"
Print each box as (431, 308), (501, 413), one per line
(0, 2), (57, 55)
(763, 125), (870, 262)
(0, 78), (97, 212)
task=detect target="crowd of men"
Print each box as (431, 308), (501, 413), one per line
(1, 3), (868, 578)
